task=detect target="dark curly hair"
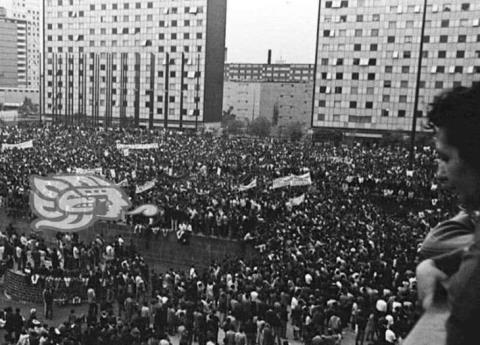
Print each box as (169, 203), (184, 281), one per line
(427, 83), (480, 174)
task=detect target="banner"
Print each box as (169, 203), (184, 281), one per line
(135, 179), (156, 194)
(75, 167), (103, 176)
(29, 174), (131, 232)
(2, 139), (34, 152)
(287, 194), (305, 207)
(116, 143), (159, 150)
(272, 175), (293, 189)
(290, 172), (312, 187)
(116, 178), (129, 187)
(238, 178), (257, 192)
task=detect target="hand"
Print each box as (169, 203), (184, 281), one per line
(416, 259), (448, 310)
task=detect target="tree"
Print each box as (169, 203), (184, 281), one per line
(285, 122), (303, 141)
(248, 116), (271, 137)
(18, 97), (35, 115)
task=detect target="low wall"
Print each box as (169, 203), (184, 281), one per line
(4, 269), (43, 304)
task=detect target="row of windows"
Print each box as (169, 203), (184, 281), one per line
(322, 28), (479, 41)
(324, 2), (472, 13)
(51, 0), (204, 14)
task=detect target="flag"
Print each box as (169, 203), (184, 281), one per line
(135, 179), (156, 194)
(238, 178), (257, 192)
(110, 169), (116, 178)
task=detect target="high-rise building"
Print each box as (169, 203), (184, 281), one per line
(43, 0), (226, 129)
(312, 0), (480, 134)
(0, 8), (19, 88)
(0, 0), (42, 88)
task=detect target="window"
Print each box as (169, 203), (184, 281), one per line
(388, 21), (396, 29)
(321, 58), (328, 66)
(458, 35), (467, 43)
(438, 50), (446, 58)
(349, 101), (357, 109)
(367, 73), (375, 80)
(456, 51), (465, 58)
(403, 51), (411, 58)
(405, 36), (413, 43)
(351, 87), (358, 94)
(398, 110), (406, 117)
(435, 81), (444, 89)
(334, 86), (342, 94)
(455, 66), (463, 73)
(401, 66), (410, 73)
(372, 14), (380, 22)
(371, 29), (379, 37)
(382, 95), (390, 102)
(356, 15), (363, 22)
(441, 19), (449, 27)
(423, 35), (430, 43)
(368, 58), (376, 66)
(325, 1), (332, 8)
(336, 58), (344, 66)
(171, 33), (177, 40)
(385, 66), (393, 73)
(365, 102), (373, 109)
(387, 36), (395, 43)
(382, 109), (389, 117)
(147, 2), (153, 8)
(354, 44), (361, 51)
(384, 80), (392, 88)
(318, 100), (326, 107)
(354, 29), (362, 37)
(340, 1), (348, 8)
(353, 58), (360, 66)
(352, 72), (359, 80)
(370, 44), (378, 51)
(336, 72), (343, 80)
(439, 35), (448, 43)
(399, 95), (407, 103)
(123, 3), (129, 9)
(90, 4), (95, 10)
(461, 3), (470, 11)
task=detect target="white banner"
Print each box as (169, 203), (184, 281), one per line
(135, 179), (156, 194)
(75, 167), (103, 176)
(272, 175), (293, 189)
(290, 172), (312, 187)
(238, 178), (257, 192)
(287, 194), (305, 207)
(2, 139), (34, 152)
(116, 143), (159, 150)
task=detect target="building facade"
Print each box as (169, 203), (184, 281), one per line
(43, 0), (226, 128)
(0, 12), (19, 88)
(312, 0), (480, 133)
(225, 63), (314, 83)
(0, 0), (42, 88)
(223, 81), (313, 131)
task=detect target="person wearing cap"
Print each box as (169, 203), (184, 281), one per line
(416, 84), (480, 345)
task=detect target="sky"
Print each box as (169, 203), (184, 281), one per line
(225, 0), (319, 64)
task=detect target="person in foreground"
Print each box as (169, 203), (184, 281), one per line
(416, 83), (480, 345)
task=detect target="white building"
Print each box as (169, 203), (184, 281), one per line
(312, 0), (480, 133)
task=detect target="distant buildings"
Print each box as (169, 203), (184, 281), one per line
(223, 63), (313, 131)
(0, 0), (41, 89)
(312, 0), (480, 134)
(43, 0), (226, 128)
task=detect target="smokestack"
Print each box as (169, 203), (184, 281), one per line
(267, 50), (272, 65)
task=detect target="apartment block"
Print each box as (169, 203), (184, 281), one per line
(312, 0), (480, 133)
(0, 13), (19, 87)
(223, 81), (313, 130)
(225, 63), (314, 83)
(1, 0), (42, 88)
(43, 0), (226, 128)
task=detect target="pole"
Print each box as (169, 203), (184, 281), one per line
(409, 0), (428, 170)
(195, 53), (200, 130)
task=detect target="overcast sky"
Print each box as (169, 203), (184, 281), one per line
(225, 0), (319, 64)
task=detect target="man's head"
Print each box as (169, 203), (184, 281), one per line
(428, 84), (480, 210)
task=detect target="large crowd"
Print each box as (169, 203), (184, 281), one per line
(0, 124), (457, 345)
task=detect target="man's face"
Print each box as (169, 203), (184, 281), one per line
(434, 127), (480, 209)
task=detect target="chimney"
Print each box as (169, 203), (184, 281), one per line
(267, 50), (272, 65)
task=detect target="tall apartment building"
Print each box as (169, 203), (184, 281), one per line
(225, 63), (314, 83)
(0, 9), (19, 88)
(43, 0), (226, 129)
(0, 0), (42, 88)
(312, 0), (480, 133)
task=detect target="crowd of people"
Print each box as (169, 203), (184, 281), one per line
(0, 122), (458, 345)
